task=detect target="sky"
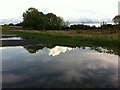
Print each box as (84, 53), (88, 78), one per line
(0, 0), (119, 24)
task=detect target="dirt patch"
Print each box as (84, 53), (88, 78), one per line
(1, 39), (42, 46)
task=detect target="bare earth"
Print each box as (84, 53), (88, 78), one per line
(1, 39), (41, 46)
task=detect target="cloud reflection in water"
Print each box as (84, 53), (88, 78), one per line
(2, 46), (118, 88)
(48, 46), (73, 56)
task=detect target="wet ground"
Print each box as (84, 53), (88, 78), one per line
(1, 34), (42, 46)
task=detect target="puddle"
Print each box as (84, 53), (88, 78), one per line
(0, 37), (23, 40)
(2, 34), (17, 37)
(1, 34), (23, 40)
(1, 45), (118, 88)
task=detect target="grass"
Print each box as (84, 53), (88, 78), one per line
(2, 28), (119, 55)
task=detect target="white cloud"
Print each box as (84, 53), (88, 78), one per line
(0, 0), (119, 24)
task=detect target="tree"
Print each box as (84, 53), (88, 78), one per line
(101, 21), (107, 26)
(112, 15), (120, 24)
(56, 17), (65, 30)
(23, 7), (45, 30)
(22, 7), (65, 30)
(9, 23), (14, 26)
(45, 13), (64, 30)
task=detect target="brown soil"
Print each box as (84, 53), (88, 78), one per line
(1, 39), (42, 46)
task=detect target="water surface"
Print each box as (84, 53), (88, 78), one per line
(2, 45), (118, 88)
(0, 37), (23, 40)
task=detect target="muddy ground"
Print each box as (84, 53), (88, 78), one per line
(1, 33), (42, 46)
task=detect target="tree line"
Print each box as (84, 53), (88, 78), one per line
(6, 7), (120, 30)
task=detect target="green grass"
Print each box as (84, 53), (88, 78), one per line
(2, 29), (119, 55)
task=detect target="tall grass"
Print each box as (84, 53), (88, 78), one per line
(2, 29), (119, 55)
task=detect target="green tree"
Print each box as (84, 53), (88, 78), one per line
(112, 15), (120, 24)
(23, 7), (45, 30)
(22, 7), (65, 30)
(57, 17), (65, 30)
(45, 13), (64, 30)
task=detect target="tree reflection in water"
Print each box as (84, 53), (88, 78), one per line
(23, 45), (118, 56)
(24, 44), (44, 53)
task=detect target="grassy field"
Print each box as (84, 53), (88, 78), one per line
(2, 27), (119, 55)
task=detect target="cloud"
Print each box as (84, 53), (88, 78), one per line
(0, 0), (119, 24)
(118, 1), (120, 15)
(0, 18), (22, 25)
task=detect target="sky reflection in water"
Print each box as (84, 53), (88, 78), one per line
(2, 46), (118, 88)
(0, 37), (23, 40)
